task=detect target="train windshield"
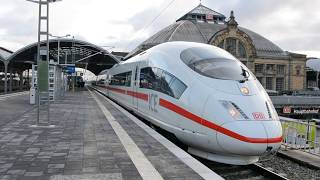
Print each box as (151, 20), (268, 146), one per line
(180, 46), (251, 81)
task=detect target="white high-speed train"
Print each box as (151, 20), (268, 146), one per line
(95, 42), (283, 165)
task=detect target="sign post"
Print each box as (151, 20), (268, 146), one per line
(26, 0), (61, 127)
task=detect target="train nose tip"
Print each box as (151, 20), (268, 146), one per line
(216, 121), (282, 155)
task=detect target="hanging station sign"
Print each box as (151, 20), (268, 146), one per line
(64, 66), (75, 74)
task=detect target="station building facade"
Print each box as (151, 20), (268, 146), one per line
(126, 4), (307, 91)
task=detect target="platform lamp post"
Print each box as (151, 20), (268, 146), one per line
(26, 0), (61, 127)
(48, 34), (70, 65)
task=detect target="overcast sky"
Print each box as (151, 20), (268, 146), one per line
(0, 0), (320, 58)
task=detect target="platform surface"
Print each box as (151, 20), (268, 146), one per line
(0, 91), (32, 126)
(0, 89), (221, 180)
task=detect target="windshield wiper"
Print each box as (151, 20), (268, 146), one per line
(239, 66), (250, 83)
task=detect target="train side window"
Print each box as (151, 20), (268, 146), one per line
(125, 71), (132, 87)
(140, 67), (155, 89)
(170, 78), (187, 99)
(110, 71), (132, 87)
(152, 67), (163, 92)
(160, 72), (174, 97)
(140, 67), (187, 99)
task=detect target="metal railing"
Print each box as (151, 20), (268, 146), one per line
(280, 116), (320, 156)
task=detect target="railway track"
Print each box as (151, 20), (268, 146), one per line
(91, 87), (290, 180)
(197, 157), (289, 180)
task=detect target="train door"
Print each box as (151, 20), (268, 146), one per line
(132, 65), (139, 110)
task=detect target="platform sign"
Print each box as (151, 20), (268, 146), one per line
(65, 66), (75, 74)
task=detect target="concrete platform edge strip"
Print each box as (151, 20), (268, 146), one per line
(0, 91), (29, 100)
(92, 87), (223, 180)
(89, 88), (164, 180)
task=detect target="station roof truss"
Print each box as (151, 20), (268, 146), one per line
(6, 39), (120, 75)
(0, 47), (13, 62)
(0, 47), (13, 72)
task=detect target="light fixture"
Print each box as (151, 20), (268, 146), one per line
(240, 87), (249, 95)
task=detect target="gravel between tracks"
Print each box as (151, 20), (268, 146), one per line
(259, 155), (320, 180)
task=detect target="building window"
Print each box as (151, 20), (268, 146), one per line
(266, 64), (275, 74)
(226, 38), (237, 57)
(295, 65), (302, 76)
(257, 77), (264, 85)
(255, 64), (264, 73)
(218, 40), (224, 49)
(219, 38), (247, 59)
(266, 77), (273, 90)
(238, 42), (246, 58)
(276, 77), (284, 91)
(277, 65), (285, 75)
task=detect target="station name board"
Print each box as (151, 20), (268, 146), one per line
(283, 106), (320, 114)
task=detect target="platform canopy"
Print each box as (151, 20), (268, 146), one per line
(0, 47), (13, 72)
(7, 39), (120, 75)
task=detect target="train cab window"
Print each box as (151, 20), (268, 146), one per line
(140, 67), (187, 99)
(160, 72), (174, 97)
(152, 67), (163, 91)
(110, 71), (132, 87)
(170, 78), (187, 99)
(180, 46), (252, 81)
(140, 67), (155, 89)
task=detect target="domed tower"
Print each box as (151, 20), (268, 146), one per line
(126, 4), (307, 91)
(176, 3), (226, 24)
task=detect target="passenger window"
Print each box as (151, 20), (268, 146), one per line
(126, 72), (132, 86)
(140, 67), (154, 89)
(140, 67), (187, 99)
(152, 67), (163, 92)
(160, 72), (174, 97)
(170, 78), (187, 99)
(110, 71), (132, 87)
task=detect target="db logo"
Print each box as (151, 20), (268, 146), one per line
(252, 112), (265, 120)
(283, 106), (291, 114)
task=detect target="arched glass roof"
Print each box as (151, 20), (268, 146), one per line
(7, 39), (120, 75)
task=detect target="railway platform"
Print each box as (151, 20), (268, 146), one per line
(0, 89), (221, 180)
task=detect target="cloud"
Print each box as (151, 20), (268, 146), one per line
(0, 0), (319, 58)
(216, 0), (320, 56)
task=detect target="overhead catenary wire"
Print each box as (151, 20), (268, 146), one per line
(125, 0), (176, 51)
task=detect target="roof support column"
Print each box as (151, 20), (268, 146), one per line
(317, 71), (319, 89)
(3, 61), (8, 94)
(9, 68), (13, 92)
(19, 72), (23, 91)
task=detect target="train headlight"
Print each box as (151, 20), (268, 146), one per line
(240, 87), (249, 95)
(220, 101), (248, 120)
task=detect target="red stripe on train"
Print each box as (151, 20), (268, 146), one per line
(106, 86), (126, 94)
(159, 98), (282, 144)
(126, 90), (149, 101)
(106, 86), (149, 102)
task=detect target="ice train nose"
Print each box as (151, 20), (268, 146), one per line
(216, 121), (282, 155)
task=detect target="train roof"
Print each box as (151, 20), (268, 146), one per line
(124, 41), (225, 64)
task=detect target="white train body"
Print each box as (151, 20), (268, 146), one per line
(96, 42), (282, 165)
